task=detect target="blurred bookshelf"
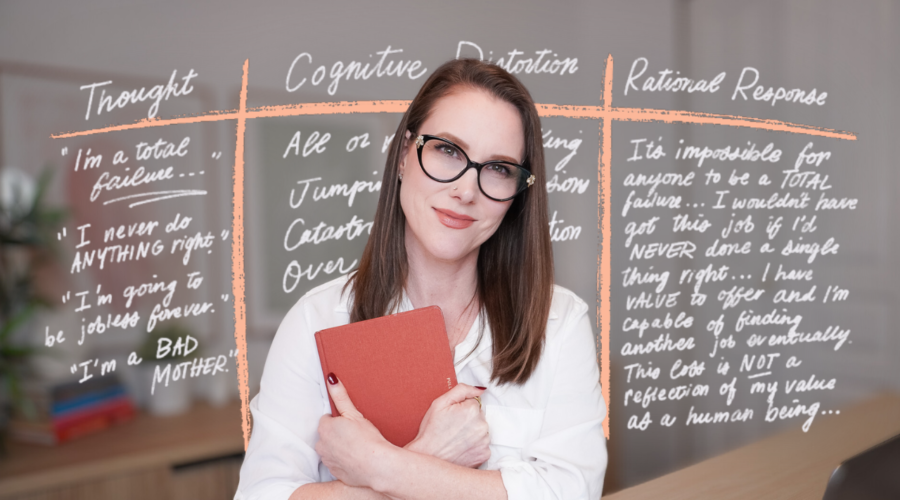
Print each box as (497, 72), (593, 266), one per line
(0, 400), (244, 500)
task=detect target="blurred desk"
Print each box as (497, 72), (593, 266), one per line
(605, 393), (900, 500)
(0, 400), (244, 500)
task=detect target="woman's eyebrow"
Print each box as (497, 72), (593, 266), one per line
(436, 131), (469, 150)
(436, 131), (523, 164)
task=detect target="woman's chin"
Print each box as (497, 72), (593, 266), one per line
(420, 243), (479, 266)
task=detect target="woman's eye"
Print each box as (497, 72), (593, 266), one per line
(487, 164), (511, 176)
(437, 144), (459, 158)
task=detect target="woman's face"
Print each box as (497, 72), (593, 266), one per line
(398, 87), (525, 266)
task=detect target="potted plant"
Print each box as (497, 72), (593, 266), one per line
(0, 167), (65, 451)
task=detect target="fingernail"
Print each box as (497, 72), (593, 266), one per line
(327, 373), (338, 385)
(475, 386), (487, 390)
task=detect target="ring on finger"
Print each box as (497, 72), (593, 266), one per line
(473, 395), (482, 410)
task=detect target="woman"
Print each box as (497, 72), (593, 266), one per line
(236, 59), (607, 500)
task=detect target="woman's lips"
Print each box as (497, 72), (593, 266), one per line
(434, 208), (475, 229)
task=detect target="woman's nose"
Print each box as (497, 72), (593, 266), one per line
(451, 168), (480, 203)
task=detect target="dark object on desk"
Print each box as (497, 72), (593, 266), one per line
(314, 305), (458, 447)
(822, 432), (900, 500)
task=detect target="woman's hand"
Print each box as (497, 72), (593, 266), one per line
(316, 373), (394, 489)
(405, 384), (490, 468)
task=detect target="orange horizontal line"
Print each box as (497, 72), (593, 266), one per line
(604, 107), (856, 140)
(535, 104), (606, 119)
(50, 100), (414, 139)
(52, 100), (856, 141)
(51, 112), (241, 138)
(536, 105), (856, 140)
(245, 100), (411, 118)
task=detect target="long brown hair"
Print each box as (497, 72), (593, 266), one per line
(345, 59), (553, 385)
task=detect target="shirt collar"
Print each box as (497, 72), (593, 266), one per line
(333, 289), (561, 325)
(366, 288), (562, 321)
(456, 297), (561, 364)
(383, 291), (489, 366)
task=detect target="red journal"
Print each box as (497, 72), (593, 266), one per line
(314, 306), (458, 447)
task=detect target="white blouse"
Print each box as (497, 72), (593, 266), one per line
(235, 275), (607, 500)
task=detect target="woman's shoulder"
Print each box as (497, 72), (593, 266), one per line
(276, 275), (353, 336)
(548, 283), (589, 324)
(292, 274), (353, 312)
(541, 284), (594, 357)
(533, 285), (597, 387)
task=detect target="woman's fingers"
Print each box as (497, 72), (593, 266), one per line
(434, 383), (486, 408)
(325, 372), (365, 420)
(412, 383), (491, 467)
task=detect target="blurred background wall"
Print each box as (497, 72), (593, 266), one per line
(0, 0), (897, 497)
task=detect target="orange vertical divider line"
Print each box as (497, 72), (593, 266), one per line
(232, 59), (251, 450)
(598, 54), (613, 440)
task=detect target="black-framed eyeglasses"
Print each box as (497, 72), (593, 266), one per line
(414, 134), (535, 202)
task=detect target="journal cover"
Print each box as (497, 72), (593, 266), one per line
(314, 306), (458, 447)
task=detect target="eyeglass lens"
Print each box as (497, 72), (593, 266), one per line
(420, 139), (524, 200)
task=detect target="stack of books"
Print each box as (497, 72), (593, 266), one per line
(9, 375), (135, 445)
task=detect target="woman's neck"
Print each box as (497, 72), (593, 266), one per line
(404, 242), (480, 350)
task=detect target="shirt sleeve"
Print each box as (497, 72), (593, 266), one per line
(497, 302), (608, 500)
(235, 299), (333, 500)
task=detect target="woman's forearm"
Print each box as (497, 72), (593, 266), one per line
(290, 450), (507, 500)
(312, 378), (506, 499)
(368, 447), (508, 500)
(291, 481), (390, 500)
